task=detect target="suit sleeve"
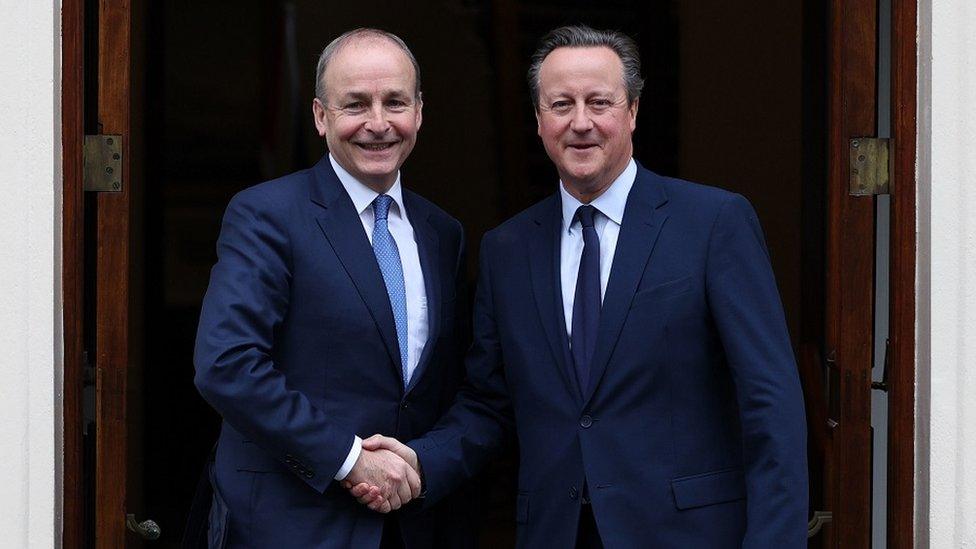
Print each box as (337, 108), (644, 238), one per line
(705, 193), (808, 548)
(408, 233), (515, 505)
(193, 191), (354, 493)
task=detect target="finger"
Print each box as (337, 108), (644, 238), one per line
(395, 473), (412, 506)
(342, 480), (352, 490)
(387, 490), (403, 511)
(405, 466), (421, 499)
(358, 493), (380, 504)
(356, 486), (383, 504)
(369, 498), (392, 513)
(366, 495), (387, 511)
(363, 434), (386, 450)
(348, 483), (371, 498)
(361, 434), (391, 451)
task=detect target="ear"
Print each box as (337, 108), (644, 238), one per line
(629, 98), (639, 132)
(535, 107), (543, 136)
(312, 98), (328, 137)
(415, 95), (423, 131)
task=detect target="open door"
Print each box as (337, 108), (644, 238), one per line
(802, 0), (916, 547)
(798, 0), (880, 545)
(63, 0), (148, 546)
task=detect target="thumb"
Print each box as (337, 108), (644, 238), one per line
(361, 434), (393, 451)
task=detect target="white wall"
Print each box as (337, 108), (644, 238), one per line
(917, 0), (976, 547)
(0, 0), (62, 546)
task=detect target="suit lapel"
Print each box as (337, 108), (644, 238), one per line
(528, 195), (582, 402)
(309, 156), (404, 382)
(583, 168), (669, 407)
(404, 193), (440, 394)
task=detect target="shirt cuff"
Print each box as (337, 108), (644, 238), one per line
(334, 436), (363, 480)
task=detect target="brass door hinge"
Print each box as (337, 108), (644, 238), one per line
(849, 137), (890, 196)
(83, 135), (123, 192)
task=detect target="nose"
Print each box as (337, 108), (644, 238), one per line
(364, 104), (391, 134)
(569, 104), (593, 133)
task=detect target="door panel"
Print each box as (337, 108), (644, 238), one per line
(93, 0), (132, 544)
(820, 0), (879, 546)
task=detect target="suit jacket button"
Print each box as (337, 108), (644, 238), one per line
(570, 487), (579, 499)
(304, 471), (315, 478)
(401, 400), (410, 409)
(580, 415), (593, 428)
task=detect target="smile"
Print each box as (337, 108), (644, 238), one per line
(568, 144), (598, 150)
(356, 142), (397, 151)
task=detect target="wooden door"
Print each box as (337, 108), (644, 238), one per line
(94, 0), (134, 543)
(801, 0), (916, 547)
(63, 0), (145, 546)
(795, 1), (877, 545)
(823, 1), (877, 544)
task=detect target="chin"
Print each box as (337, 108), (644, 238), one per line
(565, 167), (599, 184)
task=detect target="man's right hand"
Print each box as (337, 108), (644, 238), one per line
(344, 448), (421, 513)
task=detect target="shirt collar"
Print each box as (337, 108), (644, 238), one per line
(329, 153), (407, 220)
(559, 158), (637, 234)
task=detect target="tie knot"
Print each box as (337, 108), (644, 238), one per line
(373, 194), (394, 221)
(575, 205), (598, 229)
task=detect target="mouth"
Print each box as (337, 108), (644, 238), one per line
(355, 142), (398, 152)
(567, 143), (598, 151)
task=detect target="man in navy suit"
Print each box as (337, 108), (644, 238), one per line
(354, 25), (808, 548)
(194, 28), (472, 548)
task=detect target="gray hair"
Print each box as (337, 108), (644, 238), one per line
(527, 25), (644, 109)
(314, 28), (422, 102)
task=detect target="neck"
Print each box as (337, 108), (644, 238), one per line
(564, 178), (612, 204)
(361, 176), (397, 195)
(561, 160), (629, 204)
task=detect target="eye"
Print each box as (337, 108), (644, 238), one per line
(589, 98), (613, 111)
(342, 101), (367, 114)
(551, 100), (572, 113)
(385, 99), (409, 111)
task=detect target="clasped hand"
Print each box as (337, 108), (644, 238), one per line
(343, 435), (419, 513)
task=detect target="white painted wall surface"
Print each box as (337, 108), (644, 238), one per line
(0, 0), (62, 546)
(917, 0), (976, 547)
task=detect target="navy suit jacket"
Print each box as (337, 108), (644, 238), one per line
(194, 155), (470, 548)
(411, 164), (808, 548)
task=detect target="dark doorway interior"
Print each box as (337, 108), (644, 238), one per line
(137, 1), (825, 546)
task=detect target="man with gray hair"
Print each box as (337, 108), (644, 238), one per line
(354, 24), (808, 548)
(194, 27), (473, 548)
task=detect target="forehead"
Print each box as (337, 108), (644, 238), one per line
(538, 46), (625, 94)
(323, 38), (416, 95)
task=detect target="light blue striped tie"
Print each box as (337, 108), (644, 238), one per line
(372, 194), (409, 386)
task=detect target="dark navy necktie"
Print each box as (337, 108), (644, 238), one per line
(571, 204), (601, 394)
(371, 194), (409, 386)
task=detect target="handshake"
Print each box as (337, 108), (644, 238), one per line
(341, 435), (420, 513)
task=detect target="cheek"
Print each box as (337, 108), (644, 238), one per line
(328, 118), (363, 142)
(390, 113), (420, 136)
(538, 122), (564, 148)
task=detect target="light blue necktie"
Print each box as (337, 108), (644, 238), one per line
(372, 194), (409, 386)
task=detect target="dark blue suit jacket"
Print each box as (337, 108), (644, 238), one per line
(194, 155), (470, 548)
(411, 164), (808, 548)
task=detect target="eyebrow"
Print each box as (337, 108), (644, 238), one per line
(338, 89), (412, 102)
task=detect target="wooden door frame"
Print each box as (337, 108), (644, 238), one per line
(62, 0), (84, 546)
(59, 0), (919, 546)
(887, 0), (916, 546)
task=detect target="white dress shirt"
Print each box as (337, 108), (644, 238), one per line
(559, 158), (637, 337)
(329, 154), (429, 479)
